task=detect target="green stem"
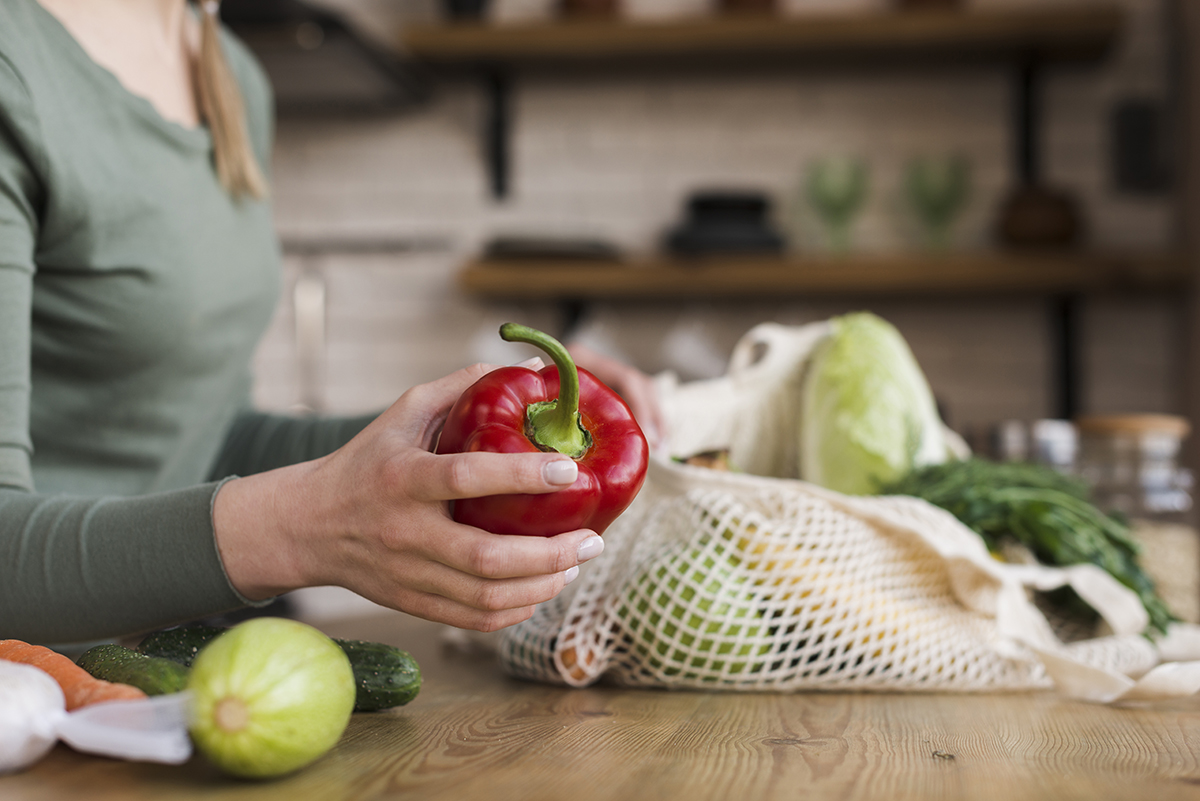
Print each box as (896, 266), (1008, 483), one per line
(500, 323), (591, 459)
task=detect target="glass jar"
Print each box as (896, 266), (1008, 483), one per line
(988, 418), (1077, 473)
(1075, 414), (1192, 523)
(1076, 414), (1197, 624)
(1030, 419), (1078, 474)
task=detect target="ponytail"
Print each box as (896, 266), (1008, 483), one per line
(196, 0), (268, 199)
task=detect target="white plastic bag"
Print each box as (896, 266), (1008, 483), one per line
(0, 661), (63, 774)
(56, 691), (192, 765)
(0, 658), (191, 775)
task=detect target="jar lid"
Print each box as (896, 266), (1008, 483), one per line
(1075, 414), (1191, 438)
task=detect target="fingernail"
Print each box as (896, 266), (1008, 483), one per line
(514, 356), (544, 369)
(544, 459), (578, 486)
(564, 565), (580, 584)
(577, 535), (604, 562)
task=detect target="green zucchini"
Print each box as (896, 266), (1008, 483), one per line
(76, 643), (190, 696)
(137, 624), (421, 712)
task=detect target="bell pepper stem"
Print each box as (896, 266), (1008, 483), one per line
(500, 323), (591, 459)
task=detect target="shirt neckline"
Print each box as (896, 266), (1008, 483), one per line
(31, 0), (213, 153)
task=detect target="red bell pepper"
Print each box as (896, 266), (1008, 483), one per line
(435, 323), (649, 537)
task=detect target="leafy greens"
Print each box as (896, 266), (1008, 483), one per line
(883, 459), (1174, 637)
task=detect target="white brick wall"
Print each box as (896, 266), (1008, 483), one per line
(255, 0), (1184, 443)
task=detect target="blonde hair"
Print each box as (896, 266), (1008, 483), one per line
(196, 0), (268, 199)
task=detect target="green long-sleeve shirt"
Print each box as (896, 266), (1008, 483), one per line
(0, 1), (371, 644)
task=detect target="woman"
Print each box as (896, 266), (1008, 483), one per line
(0, 0), (663, 644)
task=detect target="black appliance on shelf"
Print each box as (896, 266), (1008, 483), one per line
(665, 191), (786, 257)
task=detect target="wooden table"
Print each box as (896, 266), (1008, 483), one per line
(6, 612), (1200, 801)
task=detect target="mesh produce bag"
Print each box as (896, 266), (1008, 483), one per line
(498, 322), (1200, 701)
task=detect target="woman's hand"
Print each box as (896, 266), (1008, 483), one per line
(567, 342), (666, 450)
(212, 364), (605, 632)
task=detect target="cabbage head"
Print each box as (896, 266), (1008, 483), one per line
(800, 312), (946, 495)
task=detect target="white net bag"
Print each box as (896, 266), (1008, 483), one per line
(498, 322), (1200, 700)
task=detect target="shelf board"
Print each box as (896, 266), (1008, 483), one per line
(457, 251), (1188, 301)
(401, 6), (1122, 67)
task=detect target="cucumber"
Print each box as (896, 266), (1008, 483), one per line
(137, 625), (421, 712)
(136, 625), (225, 668)
(76, 643), (190, 696)
(337, 638), (422, 712)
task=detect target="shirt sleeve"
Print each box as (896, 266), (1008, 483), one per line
(207, 411), (377, 480)
(0, 482), (260, 644)
(0, 55), (263, 645)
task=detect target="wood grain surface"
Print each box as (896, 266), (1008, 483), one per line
(5, 612), (1200, 801)
(400, 6), (1121, 66)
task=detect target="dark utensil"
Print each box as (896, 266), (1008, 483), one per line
(895, 0), (964, 10)
(483, 236), (623, 262)
(443, 0), (490, 21)
(719, 0), (778, 14)
(559, 0), (621, 18)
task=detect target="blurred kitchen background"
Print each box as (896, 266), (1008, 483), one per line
(240, 0), (1179, 433)
(225, 0), (1200, 618)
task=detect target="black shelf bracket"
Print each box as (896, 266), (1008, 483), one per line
(1013, 57), (1084, 420)
(483, 66), (511, 199)
(1049, 294), (1082, 421)
(1015, 57), (1041, 185)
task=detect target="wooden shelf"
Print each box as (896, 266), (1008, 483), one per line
(399, 7), (1122, 198)
(401, 7), (1121, 66)
(458, 251), (1187, 301)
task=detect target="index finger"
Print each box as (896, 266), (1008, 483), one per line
(388, 359), (547, 446)
(406, 449), (578, 503)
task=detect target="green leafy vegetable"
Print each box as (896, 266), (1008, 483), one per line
(882, 458), (1174, 637)
(801, 312), (947, 495)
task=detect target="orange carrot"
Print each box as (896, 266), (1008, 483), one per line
(0, 640), (147, 710)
